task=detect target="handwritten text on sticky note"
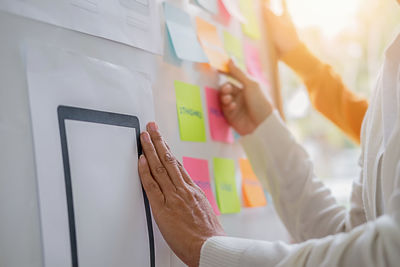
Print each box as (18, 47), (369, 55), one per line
(205, 87), (234, 143)
(175, 81), (206, 142)
(239, 158), (267, 207)
(213, 157), (241, 213)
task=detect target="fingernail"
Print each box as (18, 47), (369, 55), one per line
(148, 122), (158, 132)
(139, 155), (146, 165)
(141, 132), (151, 143)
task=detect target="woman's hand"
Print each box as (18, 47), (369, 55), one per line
(264, 0), (300, 56)
(220, 60), (273, 136)
(138, 122), (225, 267)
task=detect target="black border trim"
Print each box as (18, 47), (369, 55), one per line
(57, 105), (155, 267)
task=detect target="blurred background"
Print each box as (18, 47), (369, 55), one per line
(278, 0), (400, 206)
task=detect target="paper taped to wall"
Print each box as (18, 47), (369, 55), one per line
(0, 0), (162, 54)
(25, 43), (170, 267)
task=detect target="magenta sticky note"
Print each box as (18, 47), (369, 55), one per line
(205, 87), (234, 143)
(182, 157), (221, 215)
(244, 42), (269, 85)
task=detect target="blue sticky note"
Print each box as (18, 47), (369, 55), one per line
(163, 2), (208, 63)
(195, 0), (218, 14)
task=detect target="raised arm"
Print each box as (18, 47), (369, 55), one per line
(264, 2), (368, 143)
(220, 61), (366, 241)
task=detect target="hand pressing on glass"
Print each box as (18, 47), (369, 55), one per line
(138, 122), (225, 267)
(220, 60), (273, 136)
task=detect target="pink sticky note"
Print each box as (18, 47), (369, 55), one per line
(205, 87), (234, 143)
(183, 157), (221, 215)
(244, 42), (269, 86)
(217, 0), (231, 25)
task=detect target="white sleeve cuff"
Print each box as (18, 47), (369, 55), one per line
(199, 236), (293, 267)
(240, 110), (288, 150)
(199, 236), (254, 267)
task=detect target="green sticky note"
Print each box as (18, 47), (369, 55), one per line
(239, 0), (261, 40)
(175, 80), (206, 142)
(223, 31), (246, 70)
(213, 157), (241, 214)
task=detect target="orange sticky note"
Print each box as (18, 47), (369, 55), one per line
(239, 158), (267, 207)
(196, 17), (229, 72)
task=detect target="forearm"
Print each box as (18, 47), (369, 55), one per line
(200, 215), (400, 267)
(281, 43), (368, 143)
(240, 112), (349, 241)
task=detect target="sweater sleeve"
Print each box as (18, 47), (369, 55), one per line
(240, 112), (366, 241)
(199, 112), (400, 267)
(281, 44), (368, 143)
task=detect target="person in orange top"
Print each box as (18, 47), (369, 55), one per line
(263, 1), (369, 143)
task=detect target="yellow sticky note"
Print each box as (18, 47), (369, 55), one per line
(213, 157), (241, 214)
(223, 31), (246, 70)
(196, 17), (229, 72)
(239, 158), (267, 207)
(239, 0), (261, 40)
(175, 81), (206, 142)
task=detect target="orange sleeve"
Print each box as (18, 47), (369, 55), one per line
(281, 43), (369, 144)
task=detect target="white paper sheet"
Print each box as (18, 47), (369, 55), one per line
(66, 121), (148, 267)
(0, 0), (162, 54)
(25, 43), (170, 267)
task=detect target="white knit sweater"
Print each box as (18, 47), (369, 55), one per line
(199, 33), (400, 267)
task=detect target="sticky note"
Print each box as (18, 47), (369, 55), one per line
(205, 87), (233, 143)
(163, 2), (208, 62)
(217, 0), (231, 25)
(239, 158), (267, 207)
(239, 0), (261, 40)
(213, 157), (241, 213)
(221, 0), (246, 23)
(175, 81), (206, 142)
(244, 42), (269, 85)
(223, 31), (246, 70)
(195, 0), (218, 14)
(183, 157), (220, 215)
(196, 17), (229, 72)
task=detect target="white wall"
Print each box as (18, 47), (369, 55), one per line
(0, 3), (289, 266)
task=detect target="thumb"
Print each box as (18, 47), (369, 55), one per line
(227, 59), (252, 86)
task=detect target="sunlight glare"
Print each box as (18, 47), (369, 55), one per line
(286, 0), (361, 38)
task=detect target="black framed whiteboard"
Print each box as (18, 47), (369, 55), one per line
(57, 105), (154, 267)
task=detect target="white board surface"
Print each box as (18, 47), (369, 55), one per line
(25, 43), (170, 267)
(66, 120), (149, 267)
(0, 5), (290, 267)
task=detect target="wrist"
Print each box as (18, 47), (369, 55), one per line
(254, 102), (273, 127)
(187, 236), (208, 267)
